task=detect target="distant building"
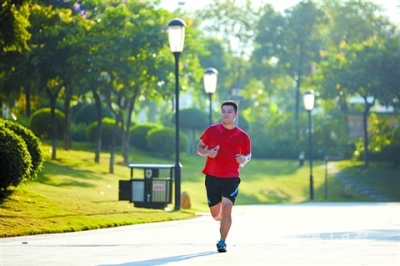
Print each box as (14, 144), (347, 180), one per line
(347, 97), (398, 139)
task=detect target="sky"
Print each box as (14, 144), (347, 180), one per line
(159, 0), (400, 25)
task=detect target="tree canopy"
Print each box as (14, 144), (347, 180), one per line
(1, 0), (399, 170)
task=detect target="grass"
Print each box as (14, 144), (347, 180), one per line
(1, 141), (399, 238)
(334, 160), (400, 201)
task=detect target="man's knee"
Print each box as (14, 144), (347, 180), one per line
(210, 203), (222, 220)
(221, 197), (233, 216)
(212, 214), (222, 221)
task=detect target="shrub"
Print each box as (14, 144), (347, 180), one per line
(130, 123), (163, 151)
(71, 123), (88, 142)
(179, 108), (208, 131)
(147, 127), (188, 158)
(0, 127), (32, 190)
(381, 128), (400, 169)
(73, 103), (114, 125)
(0, 119), (44, 177)
(250, 133), (302, 159)
(381, 144), (400, 169)
(87, 117), (121, 148)
(36, 101), (64, 112)
(29, 108), (65, 139)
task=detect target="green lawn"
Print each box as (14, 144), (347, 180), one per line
(0, 142), (398, 238)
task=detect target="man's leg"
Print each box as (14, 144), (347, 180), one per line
(219, 196), (233, 241)
(214, 197), (233, 252)
(209, 202), (222, 221)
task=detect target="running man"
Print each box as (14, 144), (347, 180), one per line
(196, 100), (252, 252)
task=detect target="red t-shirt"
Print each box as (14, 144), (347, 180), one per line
(200, 123), (251, 178)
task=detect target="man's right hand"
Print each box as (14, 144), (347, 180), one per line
(208, 145), (220, 158)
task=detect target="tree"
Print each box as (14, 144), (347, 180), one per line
(369, 35), (400, 109)
(179, 108), (208, 155)
(194, 0), (258, 102)
(0, 0), (31, 52)
(197, 37), (227, 110)
(317, 0), (395, 135)
(252, 0), (326, 136)
(92, 3), (169, 172)
(0, 0), (31, 117)
(28, 4), (79, 159)
(80, 1), (204, 172)
(309, 35), (400, 168)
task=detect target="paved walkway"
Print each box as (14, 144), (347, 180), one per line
(1, 203), (399, 265)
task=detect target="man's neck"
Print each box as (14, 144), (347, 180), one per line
(221, 122), (235, 130)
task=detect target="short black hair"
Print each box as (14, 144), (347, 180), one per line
(221, 100), (238, 113)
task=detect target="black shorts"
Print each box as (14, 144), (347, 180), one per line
(205, 175), (241, 207)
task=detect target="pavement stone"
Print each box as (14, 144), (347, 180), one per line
(1, 202), (399, 266)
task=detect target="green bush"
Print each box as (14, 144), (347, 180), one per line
(179, 108), (208, 130)
(250, 131), (303, 159)
(71, 123), (89, 142)
(73, 103), (114, 125)
(381, 144), (400, 169)
(0, 119), (44, 177)
(130, 123), (163, 151)
(12, 116), (30, 128)
(381, 128), (400, 168)
(36, 101), (64, 112)
(147, 127), (188, 158)
(0, 127), (32, 190)
(87, 117), (121, 148)
(29, 108), (65, 140)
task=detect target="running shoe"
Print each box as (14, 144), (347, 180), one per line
(216, 240), (227, 252)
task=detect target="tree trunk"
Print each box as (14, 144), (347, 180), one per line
(295, 46), (304, 139)
(109, 114), (122, 174)
(294, 76), (301, 140)
(92, 89), (102, 163)
(24, 84), (31, 117)
(340, 97), (350, 136)
(122, 99), (134, 165)
(63, 91), (72, 150)
(362, 103), (372, 169)
(47, 88), (57, 160)
(109, 121), (118, 174)
(121, 98), (134, 165)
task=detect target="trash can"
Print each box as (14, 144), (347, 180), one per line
(118, 164), (174, 209)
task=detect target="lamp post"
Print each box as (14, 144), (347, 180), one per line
(303, 89), (315, 200)
(203, 68), (218, 125)
(167, 18), (186, 210)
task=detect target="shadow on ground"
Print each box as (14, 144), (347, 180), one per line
(97, 251), (217, 266)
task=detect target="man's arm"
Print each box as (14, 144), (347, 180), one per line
(236, 153), (251, 167)
(196, 139), (219, 158)
(241, 153), (251, 167)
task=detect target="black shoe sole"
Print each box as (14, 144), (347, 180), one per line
(217, 247), (227, 252)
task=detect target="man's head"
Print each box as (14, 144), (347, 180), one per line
(221, 100), (238, 113)
(220, 100), (238, 127)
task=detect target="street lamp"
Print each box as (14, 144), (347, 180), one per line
(303, 89), (315, 200)
(203, 68), (218, 125)
(167, 18), (186, 210)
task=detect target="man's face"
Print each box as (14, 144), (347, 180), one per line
(221, 105), (237, 124)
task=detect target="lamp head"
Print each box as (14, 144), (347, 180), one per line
(167, 18), (186, 53)
(203, 68), (218, 94)
(303, 89), (315, 111)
